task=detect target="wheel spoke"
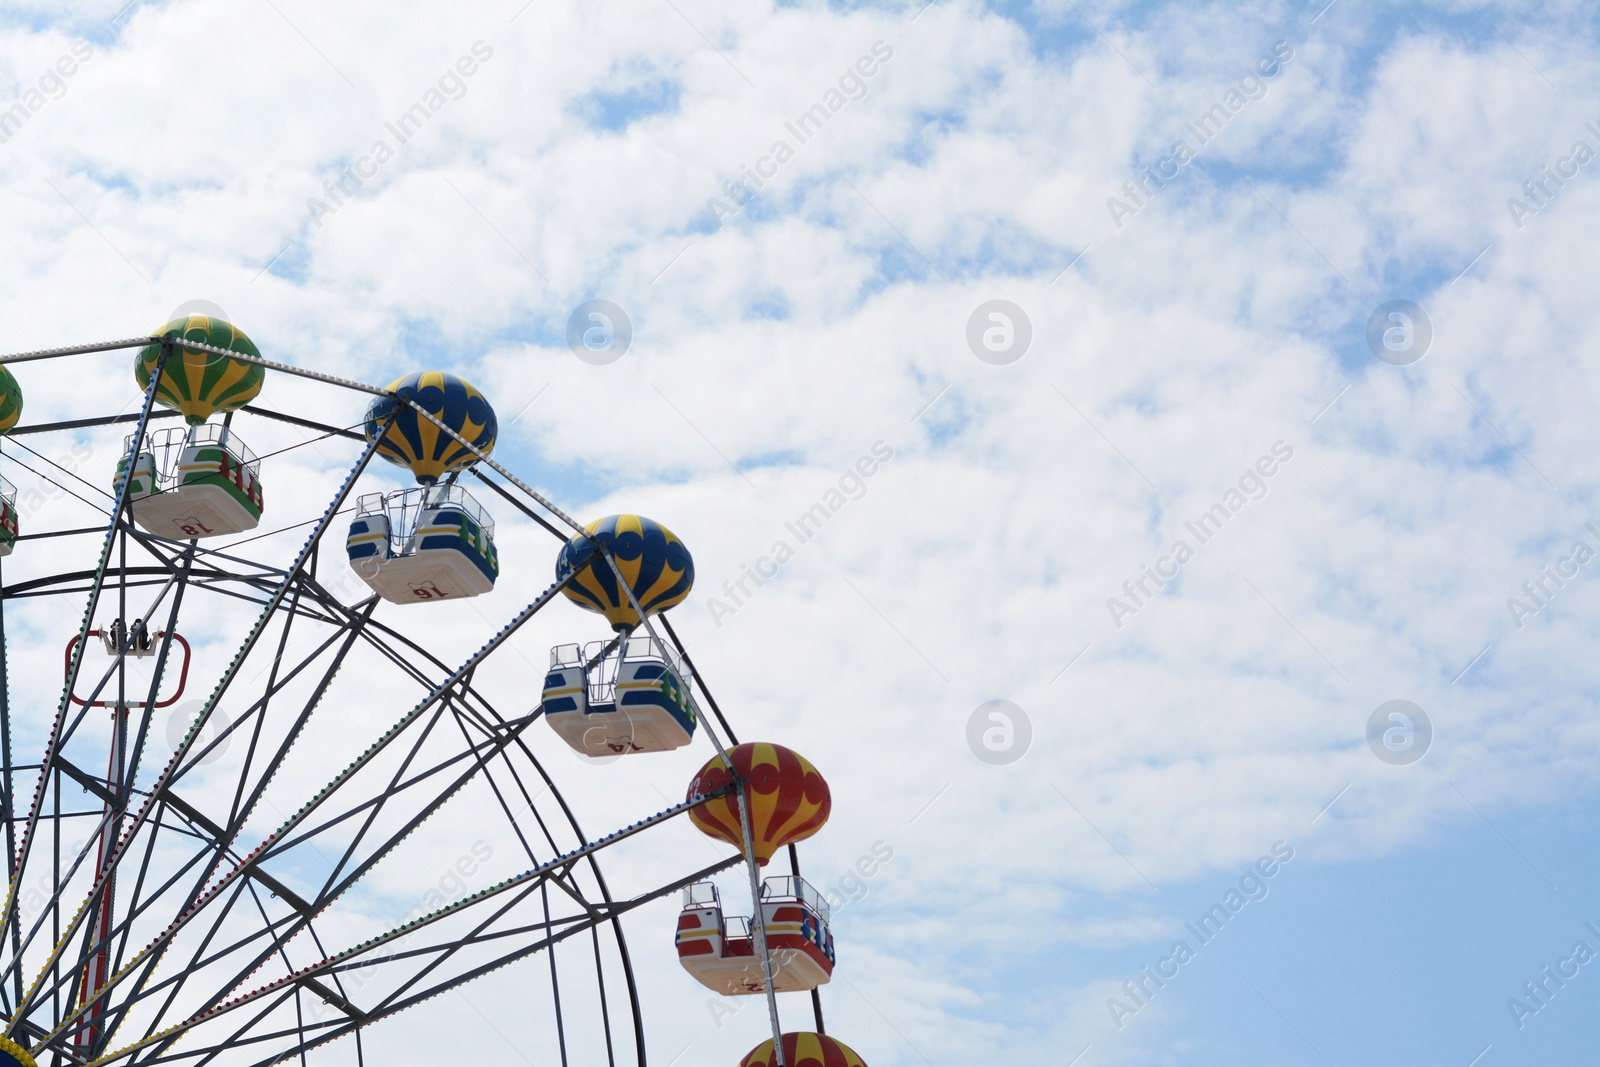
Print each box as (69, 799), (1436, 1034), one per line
(0, 340), (740, 1067)
(0, 361), (171, 996)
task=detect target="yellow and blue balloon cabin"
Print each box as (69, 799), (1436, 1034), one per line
(364, 371), (497, 485)
(542, 636), (695, 755)
(346, 484), (498, 604)
(555, 514), (694, 631)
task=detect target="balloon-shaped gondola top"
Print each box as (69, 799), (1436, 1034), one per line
(739, 1033), (867, 1067)
(365, 371), (497, 485)
(135, 316), (264, 425)
(687, 743), (830, 866)
(555, 514), (694, 632)
(0, 364), (22, 434)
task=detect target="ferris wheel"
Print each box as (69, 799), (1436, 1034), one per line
(0, 315), (870, 1067)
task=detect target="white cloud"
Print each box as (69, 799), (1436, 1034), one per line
(0, 1), (1595, 1063)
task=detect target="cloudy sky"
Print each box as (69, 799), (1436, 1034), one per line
(0, 0), (1597, 1065)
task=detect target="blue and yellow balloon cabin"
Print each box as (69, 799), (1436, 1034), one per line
(135, 316), (265, 426)
(365, 372), (497, 485)
(345, 482), (499, 604)
(556, 515), (694, 631)
(0, 364), (23, 434)
(542, 636), (697, 756)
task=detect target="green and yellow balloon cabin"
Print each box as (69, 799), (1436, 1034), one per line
(0, 471), (16, 558)
(0, 363), (22, 435)
(135, 316), (264, 426)
(346, 371), (502, 605)
(0, 364), (23, 557)
(116, 315), (266, 541)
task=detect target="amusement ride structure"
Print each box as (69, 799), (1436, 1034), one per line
(0, 316), (873, 1067)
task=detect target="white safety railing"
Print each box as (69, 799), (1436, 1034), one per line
(354, 483), (494, 556)
(681, 881), (720, 910)
(125, 425), (258, 490)
(761, 875), (830, 924)
(546, 634), (695, 706)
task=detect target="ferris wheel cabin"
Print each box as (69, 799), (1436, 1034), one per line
(0, 475), (16, 556)
(543, 635), (696, 755)
(116, 425), (263, 539)
(675, 876), (836, 995)
(345, 483), (499, 604)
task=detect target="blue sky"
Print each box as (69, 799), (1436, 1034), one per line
(0, 1), (1596, 1065)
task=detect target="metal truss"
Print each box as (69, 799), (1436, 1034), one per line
(0, 337), (794, 1067)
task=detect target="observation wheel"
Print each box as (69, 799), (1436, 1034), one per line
(0, 316), (851, 1067)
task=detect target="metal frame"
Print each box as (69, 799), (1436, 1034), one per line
(0, 335), (826, 1067)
